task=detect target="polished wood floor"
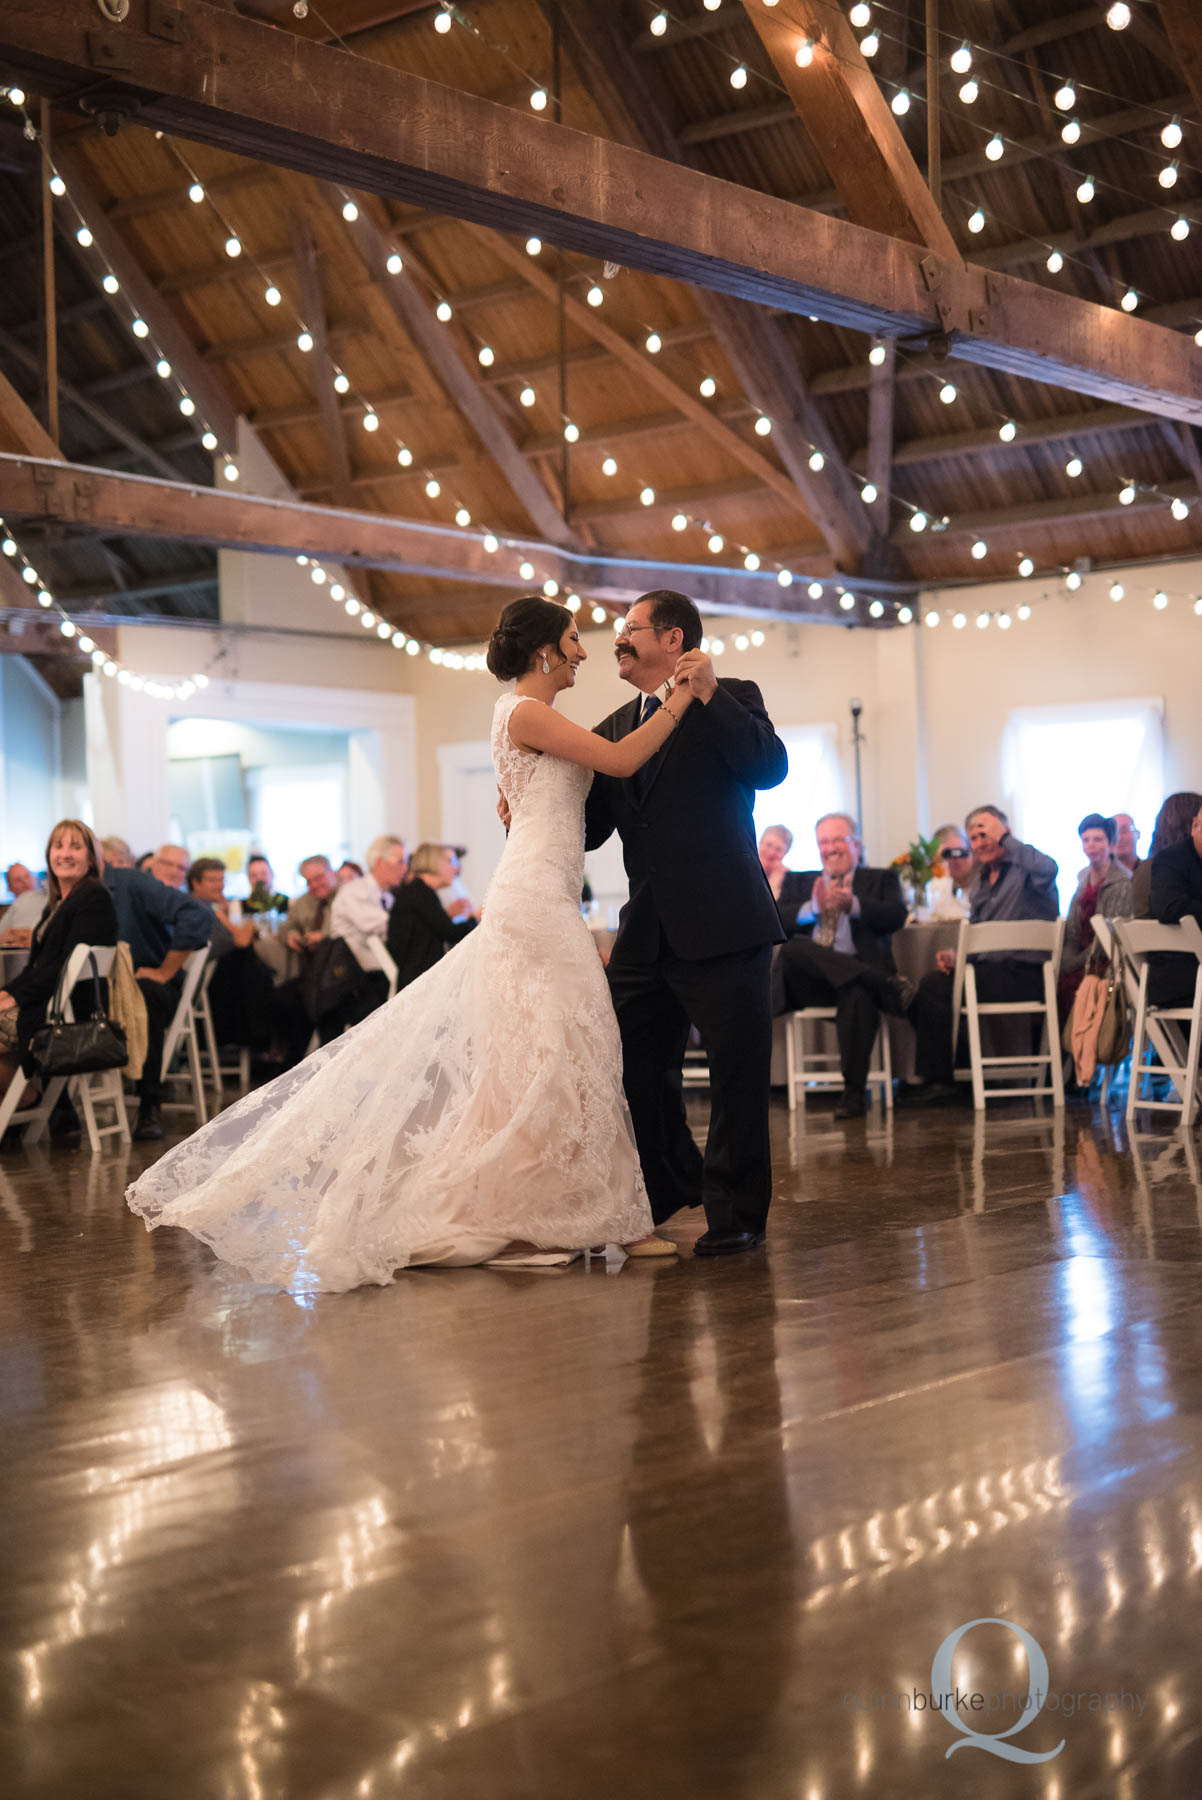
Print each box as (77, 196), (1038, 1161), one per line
(3, 1093), (1202, 1797)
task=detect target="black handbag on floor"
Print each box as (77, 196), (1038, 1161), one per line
(29, 952), (128, 1076)
(301, 936), (366, 1024)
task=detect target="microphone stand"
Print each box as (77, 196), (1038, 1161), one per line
(849, 698), (865, 833)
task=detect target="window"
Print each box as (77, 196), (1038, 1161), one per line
(1002, 699), (1163, 910)
(752, 724), (845, 864)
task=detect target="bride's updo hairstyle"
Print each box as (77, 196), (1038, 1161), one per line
(486, 594), (573, 682)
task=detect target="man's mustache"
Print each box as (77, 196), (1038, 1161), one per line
(614, 641), (637, 658)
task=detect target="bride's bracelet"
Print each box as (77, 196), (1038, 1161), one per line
(661, 700), (683, 727)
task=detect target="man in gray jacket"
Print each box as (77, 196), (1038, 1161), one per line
(905, 805), (1059, 1103)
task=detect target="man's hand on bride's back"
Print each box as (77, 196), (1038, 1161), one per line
(496, 785), (512, 831)
(673, 649), (717, 703)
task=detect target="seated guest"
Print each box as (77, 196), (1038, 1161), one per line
(101, 835), (134, 869)
(1, 861), (47, 942)
(152, 843), (190, 890)
(328, 836), (408, 1024)
(777, 812), (911, 1119)
(1113, 811), (1142, 878)
(244, 854), (289, 916)
(107, 853), (213, 1140)
(932, 824), (973, 893)
(907, 806), (1059, 1105)
(336, 859), (363, 886)
(386, 844), (478, 994)
(135, 850), (155, 874)
(0, 821), (117, 1102)
(1147, 798), (1202, 1007)
(268, 854), (339, 1067)
(758, 824), (808, 936)
(188, 857), (275, 1056)
(1059, 813), (1133, 1013)
(1131, 792), (1201, 918)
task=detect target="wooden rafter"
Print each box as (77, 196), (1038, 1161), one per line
(1157, 2), (1202, 121)
(0, 453), (868, 619)
(290, 214), (354, 508)
(864, 342), (896, 536)
(0, 360), (61, 460)
(0, 326), (187, 480)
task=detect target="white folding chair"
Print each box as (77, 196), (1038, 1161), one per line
(157, 947), (211, 1127)
(950, 918), (1066, 1110)
(194, 958), (250, 1099)
(784, 1007), (893, 1111)
(369, 936), (399, 1001)
(1114, 917), (1202, 1128)
(0, 944), (130, 1153)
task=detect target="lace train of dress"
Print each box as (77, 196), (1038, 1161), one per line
(126, 694), (653, 1291)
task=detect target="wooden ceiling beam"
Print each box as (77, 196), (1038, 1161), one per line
(10, 4), (1202, 424)
(570, 479), (793, 528)
(737, 0), (960, 258)
(0, 360), (62, 460)
(864, 340), (895, 536)
(0, 326), (187, 480)
(974, 206), (1199, 275)
(289, 213), (354, 507)
(296, 453), (461, 500)
(248, 383), (415, 433)
(887, 477), (1200, 543)
(544, 0), (876, 568)
(1157, 3), (1202, 122)
(50, 144), (240, 453)
(319, 187), (578, 546)
(203, 321), (365, 363)
(483, 327), (712, 389)
(158, 246), (293, 297)
(851, 401), (1160, 472)
(106, 166), (272, 222)
(0, 453), (864, 618)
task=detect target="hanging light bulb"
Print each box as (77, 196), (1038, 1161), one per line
(49, 174), (66, 197)
(950, 43), (972, 74)
(333, 372), (350, 394)
(985, 134), (1005, 161)
(808, 448), (825, 470)
(202, 431), (218, 451)
(1106, 1), (1130, 25)
(1065, 570), (1082, 590)
(640, 486), (656, 506)
(839, 594), (855, 612)
(179, 395), (195, 416)
(396, 446), (413, 466)
(224, 235), (242, 258)
(587, 284), (604, 307)
(755, 416), (773, 436)
(1065, 455), (1083, 477)
(1109, 581), (1125, 600)
(434, 5), (452, 31)
(386, 252), (404, 274)
(1076, 175), (1095, 204)
(296, 329), (314, 352)
(744, 552), (760, 571)
(602, 456), (618, 477)
(1195, 328), (1202, 348)
(910, 511), (928, 532)
(861, 482), (878, 504)
(425, 477), (441, 498)
(1046, 249), (1064, 273)
(1054, 81), (1076, 111)
(155, 357), (171, 378)
(1061, 119), (1081, 145)
(223, 462), (240, 482)
(952, 612), (967, 630)
(999, 419), (1017, 443)
(1153, 589), (1169, 610)
(958, 79), (979, 105)
(1159, 162), (1179, 190)
(543, 578), (560, 596)
(850, 1), (871, 25)
(1120, 288), (1139, 312)
(1161, 117), (1183, 150)
(519, 386), (536, 408)
(708, 533), (724, 553)
(644, 331), (662, 354)
(868, 600), (885, 619)
(891, 90), (911, 117)
(341, 198), (358, 221)
(699, 375), (717, 397)
(591, 605), (608, 624)
(939, 382), (957, 404)
(188, 181), (205, 204)
(483, 534), (499, 554)
(131, 317), (149, 337)
(895, 606), (911, 624)
(477, 344), (494, 366)
(976, 612), (991, 630)
(563, 421), (580, 443)
(363, 411), (379, 432)
(530, 88), (548, 111)
(971, 539), (988, 560)
(1171, 217), (1190, 241)
(1119, 481), (1136, 505)
(925, 611), (940, 628)
(75, 225), (93, 247)
(807, 581), (823, 599)
(310, 565), (327, 585)
(729, 65), (748, 90)
(565, 593), (580, 611)
(861, 33), (879, 56)
(1019, 556), (1035, 577)
(1172, 497), (1190, 520)
(795, 39), (814, 68)
(436, 300), (453, 322)
(967, 208), (985, 234)
(776, 573), (792, 590)
(519, 561), (536, 580)
(671, 513), (688, 532)
(264, 284), (282, 306)
(650, 11), (668, 35)
(102, 273), (119, 294)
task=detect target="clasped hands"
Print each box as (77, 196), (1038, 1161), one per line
(812, 875), (854, 915)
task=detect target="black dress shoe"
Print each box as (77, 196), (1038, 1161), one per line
(897, 1080), (963, 1108)
(132, 1104), (164, 1142)
(880, 973), (918, 1018)
(834, 1089), (867, 1120)
(693, 1228), (766, 1257)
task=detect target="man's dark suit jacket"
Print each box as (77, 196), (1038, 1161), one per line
(1148, 839), (1202, 1000)
(584, 678), (788, 964)
(785, 867), (908, 973)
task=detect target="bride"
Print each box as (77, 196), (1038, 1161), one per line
(126, 595), (699, 1292)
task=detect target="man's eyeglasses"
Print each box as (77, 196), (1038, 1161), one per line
(618, 623), (660, 635)
(941, 847), (972, 860)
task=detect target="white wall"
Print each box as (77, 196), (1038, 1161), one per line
(0, 658), (61, 870)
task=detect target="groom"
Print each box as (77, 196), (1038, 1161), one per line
(585, 590), (788, 1255)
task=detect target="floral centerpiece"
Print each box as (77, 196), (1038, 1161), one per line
(891, 833), (946, 916)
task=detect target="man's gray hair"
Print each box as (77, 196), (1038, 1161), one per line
(965, 804), (1009, 831)
(815, 811), (860, 838)
(760, 823), (794, 851)
(100, 835), (133, 865)
(299, 853), (333, 873)
(365, 834), (406, 870)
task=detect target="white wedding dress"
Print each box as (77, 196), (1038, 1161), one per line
(126, 695), (652, 1291)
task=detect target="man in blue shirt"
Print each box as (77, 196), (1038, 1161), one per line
(105, 865), (213, 1140)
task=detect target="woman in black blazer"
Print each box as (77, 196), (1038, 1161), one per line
(0, 819), (118, 1085)
(385, 844), (478, 994)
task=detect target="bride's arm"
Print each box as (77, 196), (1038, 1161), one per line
(509, 688), (694, 777)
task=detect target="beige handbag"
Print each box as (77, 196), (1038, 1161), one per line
(108, 941), (150, 1081)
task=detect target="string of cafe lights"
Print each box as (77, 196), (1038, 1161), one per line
(0, 517), (215, 699)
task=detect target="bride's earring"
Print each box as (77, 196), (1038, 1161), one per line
(541, 656), (551, 674)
